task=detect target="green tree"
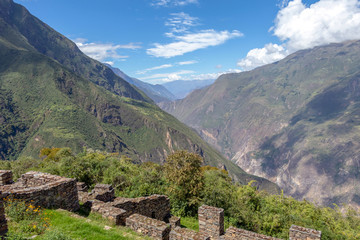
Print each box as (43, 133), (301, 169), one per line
(164, 150), (204, 216)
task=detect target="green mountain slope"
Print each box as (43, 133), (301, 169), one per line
(161, 40), (360, 206)
(0, 0), (278, 191)
(106, 64), (176, 103)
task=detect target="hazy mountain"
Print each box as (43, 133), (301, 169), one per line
(161, 79), (215, 99)
(161, 40), (360, 207)
(105, 64), (176, 103)
(0, 0), (279, 192)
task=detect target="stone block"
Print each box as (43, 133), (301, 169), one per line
(169, 227), (210, 240)
(0, 170), (13, 185)
(289, 225), (321, 240)
(169, 216), (181, 229)
(221, 227), (282, 240)
(198, 205), (224, 238)
(126, 213), (170, 240)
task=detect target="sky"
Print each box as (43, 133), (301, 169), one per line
(14, 0), (360, 84)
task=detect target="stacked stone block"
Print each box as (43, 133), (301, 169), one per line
(112, 195), (170, 221)
(0, 191), (7, 237)
(169, 227), (210, 240)
(91, 200), (128, 225)
(126, 214), (171, 240)
(91, 184), (115, 202)
(77, 182), (88, 192)
(0, 170), (13, 185)
(289, 225), (321, 240)
(221, 227), (282, 240)
(169, 216), (181, 229)
(198, 205), (224, 238)
(0, 171), (79, 211)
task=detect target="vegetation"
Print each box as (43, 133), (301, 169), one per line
(161, 39), (360, 207)
(2, 149), (360, 239)
(0, 0), (279, 193)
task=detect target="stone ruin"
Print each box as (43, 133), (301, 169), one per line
(0, 170), (322, 240)
(78, 181), (322, 240)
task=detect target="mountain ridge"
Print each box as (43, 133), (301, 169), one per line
(0, 0), (279, 192)
(161, 39), (360, 207)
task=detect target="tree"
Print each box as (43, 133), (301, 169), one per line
(164, 150), (204, 216)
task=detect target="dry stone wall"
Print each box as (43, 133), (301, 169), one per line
(0, 192), (7, 237)
(0, 171), (79, 211)
(126, 213), (171, 240)
(91, 200), (128, 225)
(198, 205), (224, 238)
(112, 195), (170, 221)
(221, 227), (282, 240)
(169, 227), (210, 240)
(0, 170), (322, 240)
(0, 171), (12, 185)
(289, 225), (321, 240)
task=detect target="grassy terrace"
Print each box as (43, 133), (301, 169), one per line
(7, 206), (152, 240)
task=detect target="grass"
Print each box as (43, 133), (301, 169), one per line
(36, 209), (151, 240)
(180, 216), (199, 231)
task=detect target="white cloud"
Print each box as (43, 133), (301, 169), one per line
(185, 69), (242, 81)
(274, 0), (360, 51)
(139, 70), (195, 83)
(104, 61), (115, 66)
(74, 39), (141, 61)
(178, 60), (198, 65)
(237, 0), (360, 71)
(137, 64), (174, 74)
(166, 12), (199, 33)
(151, 0), (198, 7)
(237, 43), (288, 71)
(147, 30), (243, 58)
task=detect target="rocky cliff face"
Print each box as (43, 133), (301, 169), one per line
(161, 40), (360, 207)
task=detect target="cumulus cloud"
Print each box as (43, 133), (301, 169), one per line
(274, 0), (360, 51)
(237, 43), (288, 71)
(74, 39), (141, 61)
(237, 0), (360, 71)
(151, 0), (198, 7)
(147, 30), (242, 58)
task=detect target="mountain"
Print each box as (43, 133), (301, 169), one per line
(161, 40), (360, 207)
(161, 79), (215, 99)
(105, 64), (176, 103)
(0, 0), (278, 192)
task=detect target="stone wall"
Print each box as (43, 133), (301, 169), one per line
(112, 195), (170, 222)
(289, 225), (321, 240)
(0, 192), (7, 237)
(198, 205), (224, 238)
(126, 213), (171, 240)
(169, 227), (210, 240)
(91, 200), (128, 225)
(0, 171), (79, 211)
(0, 170), (12, 185)
(221, 227), (282, 240)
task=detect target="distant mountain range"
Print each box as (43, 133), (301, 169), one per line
(0, 0), (278, 192)
(161, 79), (215, 99)
(106, 65), (215, 102)
(105, 65), (176, 103)
(161, 39), (360, 207)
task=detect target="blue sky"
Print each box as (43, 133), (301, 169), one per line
(15, 0), (360, 84)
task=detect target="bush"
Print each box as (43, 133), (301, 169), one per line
(4, 197), (50, 235)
